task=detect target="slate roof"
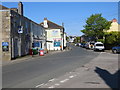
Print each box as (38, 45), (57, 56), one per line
(40, 20), (63, 29)
(0, 5), (9, 10)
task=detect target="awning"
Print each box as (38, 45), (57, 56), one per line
(46, 40), (53, 43)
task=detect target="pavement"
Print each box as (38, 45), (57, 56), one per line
(2, 50), (68, 66)
(38, 52), (119, 89)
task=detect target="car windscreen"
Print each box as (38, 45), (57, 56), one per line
(90, 43), (94, 44)
(96, 44), (103, 46)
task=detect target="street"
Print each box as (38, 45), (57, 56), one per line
(1, 2), (119, 89)
(3, 44), (100, 88)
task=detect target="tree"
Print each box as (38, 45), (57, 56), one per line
(81, 14), (111, 41)
(104, 31), (120, 45)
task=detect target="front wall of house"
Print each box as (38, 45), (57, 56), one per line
(107, 22), (119, 32)
(31, 22), (46, 50)
(46, 29), (62, 50)
(10, 10), (31, 58)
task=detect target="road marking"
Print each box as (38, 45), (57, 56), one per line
(68, 74), (77, 79)
(69, 75), (74, 78)
(55, 83), (60, 86)
(48, 86), (55, 88)
(101, 52), (106, 53)
(60, 79), (69, 83)
(49, 78), (56, 82)
(35, 83), (45, 88)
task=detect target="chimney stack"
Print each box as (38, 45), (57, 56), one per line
(112, 18), (117, 22)
(43, 18), (48, 28)
(18, 1), (23, 15)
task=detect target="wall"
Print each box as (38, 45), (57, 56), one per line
(10, 10), (31, 58)
(1, 10), (11, 61)
(64, 33), (67, 48)
(46, 29), (63, 50)
(107, 22), (119, 32)
(30, 21), (46, 50)
(1, 9), (46, 60)
(0, 10), (2, 62)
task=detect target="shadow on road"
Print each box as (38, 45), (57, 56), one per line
(94, 67), (120, 90)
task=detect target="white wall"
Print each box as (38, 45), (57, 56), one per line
(46, 29), (62, 50)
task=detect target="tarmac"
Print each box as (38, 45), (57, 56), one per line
(1, 42), (119, 90)
(38, 52), (119, 89)
(1, 49), (119, 89)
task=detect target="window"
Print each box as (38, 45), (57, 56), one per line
(96, 44), (103, 46)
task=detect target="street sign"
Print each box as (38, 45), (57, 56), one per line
(18, 26), (23, 33)
(54, 41), (61, 47)
(2, 42), (9, 46)
(2, 42), (9, 51)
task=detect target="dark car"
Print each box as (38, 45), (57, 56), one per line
(80, 43), (86, 48)
(112, 44), (120, 54)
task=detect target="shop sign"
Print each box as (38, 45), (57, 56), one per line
(54, 39), (61, 47)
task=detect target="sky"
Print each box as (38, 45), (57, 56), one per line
(2, 2), (118, 36)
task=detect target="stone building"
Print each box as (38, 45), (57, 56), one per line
(30, 21), (46, 51)
(40, 18), (66, 51)
(0, 2), (46, 61)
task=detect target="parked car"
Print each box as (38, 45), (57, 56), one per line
(94, 42), (105, 51)
(112, 44), (120, 54)
(85, 42), (89, 49)
(85, 42), (95, 49)
(75, 43), (80, 46)
(75, 43), (77, 46)
(81, 43), (86, 48)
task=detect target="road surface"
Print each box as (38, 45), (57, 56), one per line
(3, 44), (100, 88)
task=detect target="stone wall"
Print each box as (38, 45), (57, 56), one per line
(10, 10), (31, 59)
(1, 10), (11, 61)
(1, 9), (46, 60)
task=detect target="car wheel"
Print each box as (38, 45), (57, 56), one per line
(112, 49), (117, 54)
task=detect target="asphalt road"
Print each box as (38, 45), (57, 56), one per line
(2, 44), (100, 88)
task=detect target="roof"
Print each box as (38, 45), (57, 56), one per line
(0, 5), (9, 10)
(40, 20), (63, 29)
(112, 18), (117, 22)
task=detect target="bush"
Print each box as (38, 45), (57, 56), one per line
(97, 39), (105, 43)
(105, 31), (120, 45)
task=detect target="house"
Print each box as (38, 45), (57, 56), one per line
(40, 18), (66, 51)
(30, 21), (46, 51)
(0, 2), (46, 60)
(106, 18), (120, 32)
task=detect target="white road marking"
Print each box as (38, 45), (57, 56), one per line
(60, 79), (69, 83)
(55, 83), (60, 86)
(48, 86), (55, 88)
(35, 83), (45, 88)
(69, 75), (74, 78)
(48, 78), (56, 82)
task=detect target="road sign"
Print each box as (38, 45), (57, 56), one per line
(2, 42), (9, 51)
(2, 42), (9, 46)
